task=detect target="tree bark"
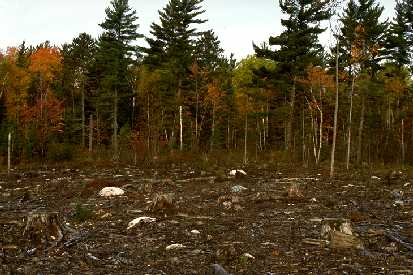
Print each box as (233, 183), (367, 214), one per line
(244, 112), (248, 165)
(179, 105), (183, 151)
(113, 88), (119, 161)
(287, 78), (296, 153)
(346, 76), (355, 170)
(8, 132), (11, 174)
(357, 93), (365, 165)
(81, 81), (85, 148)
(330, 41), (339, 179)
(89, 115), (93, 154)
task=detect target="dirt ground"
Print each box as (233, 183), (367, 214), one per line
(1, 161), (413, 274)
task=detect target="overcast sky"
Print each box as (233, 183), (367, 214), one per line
(0, 0), (396, 60)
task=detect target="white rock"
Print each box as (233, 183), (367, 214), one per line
(371, 176), (381, 180)
(242, 253), (255, 259)
(99, 187), (125, 197)
(229, 169), (247, 176)
(127, 217), (156, 229)
(191, 229), (201, 235)
(166, 243), (186, 251)
(404, 182), (410, 187)
(311, 198), (317, 202)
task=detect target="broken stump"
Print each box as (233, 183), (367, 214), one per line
(23, 211), (64, 249)
(330, 231), (363, 250)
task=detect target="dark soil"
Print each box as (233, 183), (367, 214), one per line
(1, 162), (412, 274)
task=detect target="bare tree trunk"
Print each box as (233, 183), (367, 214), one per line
(195, 81), (199, 147)
(179, 105), (183, 151)
(401, 119), (405, 167)
(346, 76), (355, 170)
(147, 94), (150, 152)
(81, 82), (85, 148)
(357, 93), (365, 165)
(317, 88), (323, 165)
(330, 41), (339, 179)
(8, 132), (11, 174)
(287, 79), (296, 152)
(97, 110), (101, 161)
(244, 112), (248, 165)
(113, 88), (119, 161)
(89, 115), (93, 154)
(227, 118), (230, 151)
(302, 109), (306, 167)
(211, 104), (215, 151)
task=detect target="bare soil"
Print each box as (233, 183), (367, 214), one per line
(1, 162), (412, 274)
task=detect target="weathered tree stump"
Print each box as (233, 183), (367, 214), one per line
(320, 219), (363, 250)
(23, 211), (64, 249)
(147, 193), (175, 212)
(330, 231), (364, 250)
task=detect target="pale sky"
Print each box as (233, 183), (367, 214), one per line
(0, 0), (396, 60)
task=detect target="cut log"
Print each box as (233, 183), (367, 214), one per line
(23, 211), (64, 249)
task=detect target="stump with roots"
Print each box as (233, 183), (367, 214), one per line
(23, 211), (64, 249)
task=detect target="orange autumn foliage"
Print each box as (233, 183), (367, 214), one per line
(28, 47), (61, 84)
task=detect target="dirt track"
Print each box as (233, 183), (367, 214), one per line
(1, 163), (413, 274)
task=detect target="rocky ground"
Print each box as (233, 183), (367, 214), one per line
(1, 162), (413, 274)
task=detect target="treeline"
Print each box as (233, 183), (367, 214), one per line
(0, 0), (412, 168)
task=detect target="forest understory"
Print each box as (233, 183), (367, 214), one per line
(1, 160), (412, 274)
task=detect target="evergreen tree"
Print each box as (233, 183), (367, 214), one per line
(62, 33), (96, 146)
(254, 0), (334, 151)
(144, 0), (207, 99)
(338, 0), (388, 77)
(96, 0), (142, 158)
(142, 0), (207, 150)
(194, 30), (225, 74)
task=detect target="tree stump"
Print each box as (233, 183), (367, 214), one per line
(23, 211), (64, 249)
(330, 231), (364, 250)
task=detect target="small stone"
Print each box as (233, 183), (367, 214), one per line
(229, 169), (247, 176)
(166, 243), (186, 251)
(99, 187), (125, 197)
(242, 253), (255, 260)
(127, 217), (156, 229)
(191, 230), (201, 235)
(371, 176), (380, 180)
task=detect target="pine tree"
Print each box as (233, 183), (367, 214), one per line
(338, 0), (388, 76)
(254, 0), (334, 152)
(142, 0), (207, 150)
(62, 33), (96, 146)
(194, 30), (225, 74)
(144, 0), (206, 99)
(384, 0), (411, 69)
(96, 0), (142, 159)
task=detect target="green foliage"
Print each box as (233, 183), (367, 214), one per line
(384, 0), (413, 71)
(255, 0), (334, 77)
